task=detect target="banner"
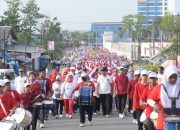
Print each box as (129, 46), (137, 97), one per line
(48, 41), (55, 51)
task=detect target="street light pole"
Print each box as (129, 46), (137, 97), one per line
(3, 28), (6, 69)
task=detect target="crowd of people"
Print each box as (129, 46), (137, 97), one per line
(0, 46), (179, 130)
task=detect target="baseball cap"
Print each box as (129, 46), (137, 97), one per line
(19, 68), (24, 72)
(141, 70), (148, 76)
(56, 75), (61, 80)
(149, 72), (158, 78)
(3, 79), (10, 84)
(81, 72), (88, 77)
(118, 66), (124, 70)
(24, 83), (31, 88)
(70, 67), (75, 70)
(134, 70), (141, 76)
(0, 80), (4, 87)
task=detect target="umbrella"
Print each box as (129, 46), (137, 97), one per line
(40, 55), (51, 59)
(161, 60), (179, 69)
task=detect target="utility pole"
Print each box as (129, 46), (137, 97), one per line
(3, 27), (6, 69)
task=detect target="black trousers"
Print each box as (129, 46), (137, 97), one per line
(79, 105), (93, 124)
(99, 94), (111, 115)
(117, 94), (127, 114)
(53, 99), (64, 115)
(93, 96), (100, 113)
(144, 118), (156, 130)
(136, 109), (144, 130)
(129, 99), (136, 119)
(31, 108), (41, 130)
(109, 95), (113, 113)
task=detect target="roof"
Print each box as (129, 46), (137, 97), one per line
(0, 26), (17, 40)
(91, 22), (123, 26)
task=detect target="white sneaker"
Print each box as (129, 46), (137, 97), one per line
(59, 114), (63, 118)
(85, 114), (88, 118)
(106, 115), (110, 118)
(88, 121), (92, 125)
(55, 115), (58, 118)
(135, 120), (138, 125)
(40, 123), (45, 128)
(133, 119), (136, 123)
(80, 123), (85, 127)
(66, 114), (69, 118)
(69, 115), (72, 119)
(94, 113), (97, 116)
(119, 114), (124, 119)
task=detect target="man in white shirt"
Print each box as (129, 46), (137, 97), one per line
(14, 68), (27, 94)
(97, 67), (113, 117)
(157, 66), (164, 84)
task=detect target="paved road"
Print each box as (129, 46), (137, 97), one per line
(37, 112), (137, 130)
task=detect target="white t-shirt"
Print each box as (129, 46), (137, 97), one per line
(157, 74), (163, 84)
(52, 82), (62, 100)
(15, 76), (27, 94)
(61, 82), (75, 99)
(97, 75), (112, 94)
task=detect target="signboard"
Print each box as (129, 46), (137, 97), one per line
(138, 0), (146, 3)
(48, 41), (55, 51)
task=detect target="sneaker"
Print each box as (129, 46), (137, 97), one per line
(119, 114), (124, 119)
(85, 114), (88, 118)
(94, 112), (97, 116)
(55, 115), (58, 118)
(69, 115), (72, 119)
(88, 121), (92, 125)
(80, 123), (85, 127)
(59, 114), (63, 118)
(40, 123), (45, 128)
(133, 119), (136, 123)
(106, 115), (110, 118)
(66, 114), (69, 118)
(135, 120), (138, 125)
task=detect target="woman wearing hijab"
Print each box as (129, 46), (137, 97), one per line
(61, 72), (75, 119)
(147, 66), (180, 130)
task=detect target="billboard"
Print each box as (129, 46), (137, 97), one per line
(48, 41), (54, 51)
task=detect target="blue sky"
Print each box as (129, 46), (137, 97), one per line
(0, 0), (137, 30)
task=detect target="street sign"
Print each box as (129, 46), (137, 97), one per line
(48, 41), (55, 51)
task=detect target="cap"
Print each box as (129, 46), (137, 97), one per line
(19, 68), (24, 72)
(119, 66), (124, 70)
(0, 80), (4, 87)
(134, 70), (141, 76)
(81, 72), (88, 77)
(149, 72), (158, 78)
(56, 75), (61, 80)
(70, 67), (75, 70)
(24, 83), (31, 88)
(141, 70), (148, 76)
(3, 79), (10, 84)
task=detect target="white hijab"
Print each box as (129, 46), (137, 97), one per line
(160, 66), (180, 108)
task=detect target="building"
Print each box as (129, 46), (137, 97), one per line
(91, 22), (123, 45)
(137, 0), (180, 26)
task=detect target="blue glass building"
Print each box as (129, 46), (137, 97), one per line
(137, 0), (168, 26)
(91, 22), (123, 45)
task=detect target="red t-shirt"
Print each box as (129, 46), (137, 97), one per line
(141, 86), (154, 118)
(115, 75), (129, 95)
(7, 90), (21, 107)
(30, 82), (42, 97)
(0, 93), (17, 119)
(74, 81), (95, 92)
(21, 93), (34, 109)
(133, 82), (148, 110)
(128, 79), (138, 99)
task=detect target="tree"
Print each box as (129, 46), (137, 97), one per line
(39, 17), (62, 57)
(0, 0), (21, 32)
(159, 12), (175, 41)
(119, 14), (146, 61)
(21, 0), (44, 44)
